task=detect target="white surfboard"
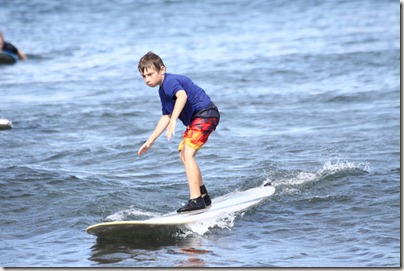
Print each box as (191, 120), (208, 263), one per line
(86, 183), (275, 239)
(0, 118), (13, 130)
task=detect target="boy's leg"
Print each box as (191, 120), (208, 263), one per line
(177, 144), (206, 212)
(180, 144), (201, 199)
(177, 117), (218, 212)
(179, 146), (211, 206)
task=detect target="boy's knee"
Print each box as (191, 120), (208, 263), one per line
(179, 152), (185, 164)
(180, 147), (197, 164)
(180, 152), (191, 164)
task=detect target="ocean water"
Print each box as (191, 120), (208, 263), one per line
(0, 0), (400, 267)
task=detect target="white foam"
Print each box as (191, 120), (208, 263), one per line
(105, 206), (162, 221)
(289, 172), (318, 186)
(320, 159), (371, 173)
(271, 171), (320, 196)
(181, 211), (238, 236)
(269, 159), (371, 196)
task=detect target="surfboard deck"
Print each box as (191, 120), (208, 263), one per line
(86, 183), (275, 239)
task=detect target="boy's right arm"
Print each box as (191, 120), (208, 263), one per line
(138, 115), (171, 156)
(17, 49), (27, 61)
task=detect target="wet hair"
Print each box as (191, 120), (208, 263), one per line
(138, 51), (165, 74)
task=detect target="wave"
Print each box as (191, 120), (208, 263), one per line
(269, 159), (370, 196)
(320, 159), (370, 174)
(97, 159), (371, 238)
(104, 207), (162, 222)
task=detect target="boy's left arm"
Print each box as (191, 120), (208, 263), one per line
(166, 90), (187, 140)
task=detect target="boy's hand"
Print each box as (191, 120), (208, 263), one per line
(138, 140), (154, 156)
(166, 121), (176, 140)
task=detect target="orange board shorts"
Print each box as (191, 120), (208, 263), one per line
(178, 117), (219, 152)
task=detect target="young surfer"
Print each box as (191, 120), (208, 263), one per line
(137, 51), (220, 213)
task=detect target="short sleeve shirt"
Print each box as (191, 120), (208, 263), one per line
(2, 42), (18, 55)
(159, 73), (212, 126)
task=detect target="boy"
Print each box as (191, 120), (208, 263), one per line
(137, 51), (220, 213)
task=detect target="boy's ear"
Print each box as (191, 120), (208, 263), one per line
(160, 66), (166, 74)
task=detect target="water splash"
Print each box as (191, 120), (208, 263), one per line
(320, 159), (371, 173)
(269, 159), (370, 196)
(179, 211), (238, 236)
(105, 207), (162, 222)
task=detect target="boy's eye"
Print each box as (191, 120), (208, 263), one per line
(141, 73), (152, 78)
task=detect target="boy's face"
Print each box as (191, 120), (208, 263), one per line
(141, 66), (165, 88)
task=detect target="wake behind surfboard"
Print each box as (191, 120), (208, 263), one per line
(86, 183), (275, 239)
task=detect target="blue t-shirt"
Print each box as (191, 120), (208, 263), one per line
(159, 73), (212, 126)
(2, 42), (18, 55)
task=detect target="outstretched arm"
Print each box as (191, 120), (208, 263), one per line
(17, 49), (26, 61)
(166, 90), (187, 140)
(138, 114), (171, 156)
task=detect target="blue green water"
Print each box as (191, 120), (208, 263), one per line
(0, 0), (399, 267)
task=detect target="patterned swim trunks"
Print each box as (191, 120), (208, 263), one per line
(178, 117), (219, 152)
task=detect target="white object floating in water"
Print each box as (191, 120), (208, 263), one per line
(0, 118), (13, 130)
